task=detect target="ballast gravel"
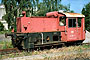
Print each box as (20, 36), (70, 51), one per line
(3, 49), (90, 60)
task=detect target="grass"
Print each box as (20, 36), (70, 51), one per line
(0, 30), (11, 34)
(0, 41), (13, 59)
(82, 44), (90, 48)
(0, 41), (13, 49)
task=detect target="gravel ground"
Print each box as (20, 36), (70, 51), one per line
(0, 34), (11, 42)
(3, 49), (90, 60)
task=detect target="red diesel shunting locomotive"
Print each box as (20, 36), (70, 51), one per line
(6, 11), (85, 50)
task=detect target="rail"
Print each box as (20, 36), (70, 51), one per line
(0, 48), (20, 55)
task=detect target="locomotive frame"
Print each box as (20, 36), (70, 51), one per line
(6, 11), (85, 50)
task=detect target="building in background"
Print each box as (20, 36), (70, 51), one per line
(0, 4), (8, 30)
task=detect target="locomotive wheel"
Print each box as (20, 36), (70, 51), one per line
(11, 37), (23, 50)
(11, 37), (16, 48)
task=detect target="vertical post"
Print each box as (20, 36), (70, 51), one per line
(82, 18), (85, 32)
(41, 33), (43, 44)
(65, 26), (67, 34)
(82, 18), (85, 40)
(14, 16), (16, 32)
(65, 18), (68, 34)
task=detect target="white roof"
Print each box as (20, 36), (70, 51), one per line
(63, 13), (85, 17)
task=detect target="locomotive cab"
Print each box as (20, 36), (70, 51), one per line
(60, 13), (85, 42)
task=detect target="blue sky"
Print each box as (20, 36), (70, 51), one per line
(0, 0), (90, 13)
(0, 0), (2, 3)
(61, 0), (90, 13)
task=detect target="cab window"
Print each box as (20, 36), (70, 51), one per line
(59, 16), (66, 26)
(78, 18), (81, 27)
(68, 18), (76, 27)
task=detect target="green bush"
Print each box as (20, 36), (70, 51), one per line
(0, 22), (4, 31)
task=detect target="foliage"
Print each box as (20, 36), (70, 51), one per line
(35, 1), (73, 16)
(0, 30), (11, 34)
(2, 0), (74, 28)
(82, 44), (90, 48)
(35, 0), (62, 16)
(0, 22), (4, 31)
(82, 2), (90, 31)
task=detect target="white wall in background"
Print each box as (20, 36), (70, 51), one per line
(0, 4), (8, 30)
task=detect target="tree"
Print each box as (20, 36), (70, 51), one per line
(2, 0), (17, 28)
(2, 0), (74, 29)
(0, 22), (4, 31)
(35, 0), (73, 16)
(82, 2), (90, 31)
(2, 0), (33, 28)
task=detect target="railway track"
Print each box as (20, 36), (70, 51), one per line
(0, 48), (20, 55)
(0, 42), (86, 55)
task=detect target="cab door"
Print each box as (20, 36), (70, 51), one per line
(67, 18), (78, 41)
(77, 18), (85, 40)
(77, 18), (82, 40)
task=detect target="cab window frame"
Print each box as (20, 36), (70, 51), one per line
(78, 17), (82, 27)
(59, 16), (66, 26)
(68, 18), (76, 28)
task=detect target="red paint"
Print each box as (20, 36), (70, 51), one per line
(11, 28), (14, 32)
(46, 11), (58, 17)
(16, 11), (85, 42)
(22, 11), (26, 17)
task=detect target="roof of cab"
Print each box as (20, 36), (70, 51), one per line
(46, 11), (85, 17)
(63, 13), (85, 17)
